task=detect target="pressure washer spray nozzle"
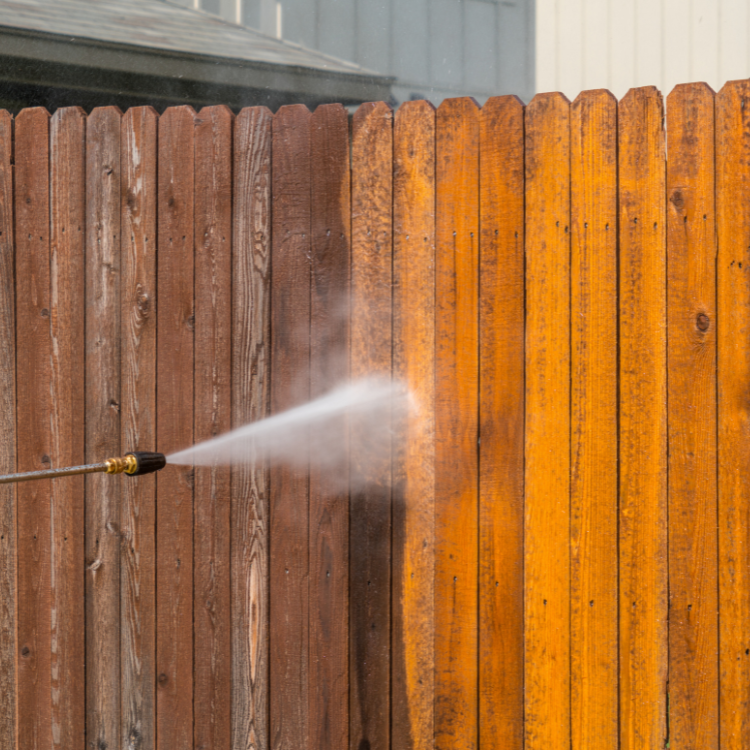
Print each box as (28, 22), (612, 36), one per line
(0, 451), (167, 485)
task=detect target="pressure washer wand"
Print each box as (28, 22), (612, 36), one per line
(0, 451), (166, 485)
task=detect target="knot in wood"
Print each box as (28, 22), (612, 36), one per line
(696, 312), (710, 332)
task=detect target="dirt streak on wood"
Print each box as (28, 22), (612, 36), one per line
(85, 105), (122, 750)
(193, 104), (233, 750)
(0, 109), (16, 748)
(120, 106), (158, 750)
(666, 82), (719, 750)
(570, 89), (618, 750)
(618, 86), (668, 750)
(391, 100), (436, 750)
(309, 102), (351, 750)
(717, 79), (750, 750)
(269, 104), (311, 750)
(478, 94), (524, 750)
(434, 96), (480, 750)
(524, 92), (571, 750)
(349, 100), (393, 750)
(232, 105), (272, 750)
(156, 105), (195, 750)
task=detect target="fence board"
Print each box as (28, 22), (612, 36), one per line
(350, 100), (393, 750)
(309, 102), (351, 750)
(156, 105), (196, 750)
(570, 89), (618, 750)
(478, 94), (524, 750)
(232, 105), (272, 750)
(391, 99), (436, 750)
(666, 82), (719, 750)
(618, 85), (668, 750)
(15, 107), (52, 750)
(0, 109), (15, 748)
(524, 91), (571, 750)
(194, 104), (233, 750)
(717, 78), (750, 750)
(85, 105), (122, 750)
(270, 103), (311, 750)
(434, 96), (480, 750)
(120, 106), (158, 750)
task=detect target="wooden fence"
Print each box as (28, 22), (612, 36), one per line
(0, 80), (749, 750)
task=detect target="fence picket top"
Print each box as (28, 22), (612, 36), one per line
(572, 87), (617, 107)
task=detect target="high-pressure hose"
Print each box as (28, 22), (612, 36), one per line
(0, 451), (167, 485)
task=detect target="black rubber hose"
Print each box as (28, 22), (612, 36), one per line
(126, 451), (167, 476)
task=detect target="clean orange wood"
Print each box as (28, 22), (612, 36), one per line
(85, 105), (122, 750)
(666, 82), (719, 750)
(309, 102), (351, 750)
(434, 96), (479, 750)
(0, 109), (16, 747)
(391, 99), (436, 750)
(717, 78), (750, 750)
(478, 94), (524, 750)
(350, 100), (392, 750)
(524, 92), (571, 750)
(231, 105), (272, 750)
(120, 106), (158, 750)
(50, 106), (87, 748)
(269, 104), (311, 750)
(156, 105), (195, 750)
(193, 104), (233, 750)
(618, 86), (667, 750)
(570, 89), (618, 750)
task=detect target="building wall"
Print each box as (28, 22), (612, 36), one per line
(536, 0), (750, 100)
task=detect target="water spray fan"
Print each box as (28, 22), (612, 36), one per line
(0, 451), (166, 484)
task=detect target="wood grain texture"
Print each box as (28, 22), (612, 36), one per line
(269, 104), (311, 750)
(524, 91), (571, 750)
(156, 105), (195, 750)
(434, 96), (479, 750)
(391, 100), (436, 750)
(717, 79), (750, 750)
(570, 89), (618, 750)
(478, 94), (524, 750)
(232, 105), (272, 750)
(666, 82), (719, 750)
(0, 109), (16, 748)
(618, 85), (668, 750)
(309, 102), (350, 750)
(193, 104), (233, 750)
(85, 105), (122, 750)
(350, 100), (392, 750)
(50, 107), (87, 749)
(15, 106), (52, 750)
(120, 106), (158, 750)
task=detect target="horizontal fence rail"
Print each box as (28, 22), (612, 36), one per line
(0, 80), (748, 750)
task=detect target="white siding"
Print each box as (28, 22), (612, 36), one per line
(536, 0), (750, 100)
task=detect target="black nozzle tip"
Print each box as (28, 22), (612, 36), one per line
(126, 451), (167, 476)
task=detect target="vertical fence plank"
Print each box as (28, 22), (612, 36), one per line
(524, 92), (571, 750)
(391, 99), (436, 750)
(478, 94), (524, 750)
(717, 79), (750, 750)
(193, 104), (233, 750)
(309, 102), (351, 750)
(618, 85), (668, 750)
(666, 82), (719, 750)
(350, 100), (393, 750)
(0, 110), (15, 749)
(14, 107), (53, 750)
(121, 106), (158, 750)
(50, 106), (87, 749)
(434, 96), (480, 750)
(270, 103), (311, 750)
(232, 105), (272, 750)
(85, 105), (122, 750)
(156, 105), (196, 750)
(570, 89), (618, 750)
